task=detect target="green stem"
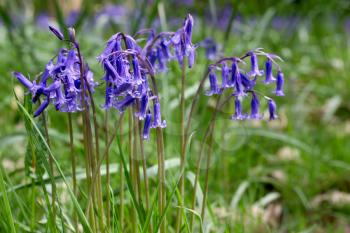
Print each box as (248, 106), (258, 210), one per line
(201, 127), (215, 220)
(156, 127), (166, 233)
(189, 95), (222, 230)
(105, 111), (111, 232)
(68, 113), (78, 232)
(0, 166), (16, 233)
(30, 176), (36, 232)
(133, 107), (141, 204)
(129, 109), (137, 233)
(176, 60), (186, 233)
(75, 43), (96, 232)
(119, 117), (125, 231)
(138, 119), (150, 222)
(41, 111), (57, 232)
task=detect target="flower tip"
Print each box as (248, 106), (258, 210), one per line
(275, 91), (285, 96)
(48, 25), (64, 40)
(68, 27), (76, 42)
(13, 72), (33, 89)
(231, 114), (247, 121)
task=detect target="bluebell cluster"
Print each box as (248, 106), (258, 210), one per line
(13, 13), (284, 143)
(97, 32), (166, 140)
(142, 14), (196, 71)
(13, 45), (96, 117)
(97, 14), (195, 139)
(205, 50), (284, 120)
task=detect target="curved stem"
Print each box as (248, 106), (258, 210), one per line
(190, 94), (233, 229)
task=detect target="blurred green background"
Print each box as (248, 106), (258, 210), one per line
(1, 0), (350, 232)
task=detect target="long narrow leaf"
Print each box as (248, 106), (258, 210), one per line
(16, 100), (93, 233)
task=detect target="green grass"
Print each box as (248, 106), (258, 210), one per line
(0, 0), (350, 232)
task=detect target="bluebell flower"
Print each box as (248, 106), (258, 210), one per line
(136, 94), (149, 120)
(14, 45), (96, 116)
(264, 58), (275, 84)
(169, 14), (196, 68)
(221, 62), (231, 88)
(34, 96), (50, 117)
(132, 56), (143, 85)
(48, 25), (64, 40)
(143, 112), (152, 140)
(231, 97), (246, 120)
(268, 99), (278, 120)
(188, 47), (196, 69)
(206, 69), (221, 96)
(99, 32), (166, 139)
(247, 51), (264, 78)
(151, 100), (166, 128)
(13, 72), (34, 90)
(231, 61), (246, 97)
(54, 87), (65, 110)
(275, 70), (285, 96)
(249, 92), (263, 120)
(230, 60), (239, 84)
(160, 40), (171, 60)
(184, 14), (193, 47)
(205, 49), (284, 122)
(240, 72), (256, 91)
(114, 95), (135, 113)
(156, 47), (167, 71)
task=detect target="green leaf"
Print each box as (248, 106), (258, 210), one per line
(0, 166), (17, 233)
(15, 99), (93, 233)
(115, 136), (146, 226)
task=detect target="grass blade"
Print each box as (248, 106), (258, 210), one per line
(0, 165), (17, 233)
(16, 99), (93, 233)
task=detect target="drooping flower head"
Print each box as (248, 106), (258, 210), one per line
(264, 57), (275, 84)
(275, 70), (285, 96)
(231, 97), (246, 120)
(98, 32), (166, 140)
(268, 99), (278, 120)
(249, 92), (263, 120)
(13, 26), (96, 117)
(205, 67), (221, 96)
(140, 14), (197, 71)
(247, 51), (264, 78)
(204, 49), (285, 121)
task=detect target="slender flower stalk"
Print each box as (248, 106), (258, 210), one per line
(68, 113), (78, 231)
(40, 107), (57, 233)
(104, 110), (111, 232)
(176, 59), (186, 233)
(156, 126), (166, 233)
(128, 109), (137, 233)
(133, 106), (142, 204)
(119, 115), (125, 232)
(188, 49), (285, 229)
(138, 117), (150, 212)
